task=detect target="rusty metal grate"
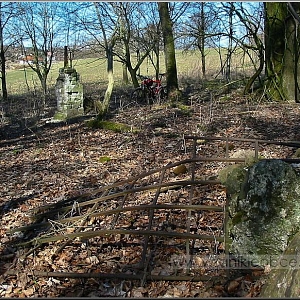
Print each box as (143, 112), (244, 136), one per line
(7, 136), (300, 283)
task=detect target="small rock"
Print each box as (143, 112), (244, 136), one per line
(173, 164), (188, 175)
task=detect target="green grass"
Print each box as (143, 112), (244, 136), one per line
(98, 156), (111, 163)
(5, 48), (257, 96)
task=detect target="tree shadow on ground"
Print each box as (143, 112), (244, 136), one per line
(1, 83), (283, 297)
(0, 121), (114, 296)
(207, 111), (300, 142)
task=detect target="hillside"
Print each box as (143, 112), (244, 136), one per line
(0, 88), (299, 297)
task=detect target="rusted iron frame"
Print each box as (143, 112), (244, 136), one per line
(18, 160), (238, 282)
(185, 135), (300, 275)
(31, 158), (246, 215)
(184, 135), (300, 161)
(17, 228), (224, 247)
(12, 135), (300, 283)
(10, 204), (224, 234)
(140, 169), (167, 285)
(188, 135), (242, 276)
(53, 189), (111, 258)
(109, 180), (138, 230)
(185, 138), (198, 274)
(3, 269), (221, 282)
(12, 154), (240, 270)
(184, 135), (300, 149)
(32, 175), (231, 220)
(97, 183), (139, 254)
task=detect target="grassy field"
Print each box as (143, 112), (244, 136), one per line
(5, 48), (257, 96)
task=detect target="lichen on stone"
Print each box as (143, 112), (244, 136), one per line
(222, 159), (300, 267)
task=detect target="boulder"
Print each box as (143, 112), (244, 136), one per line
(260, 229), (300, 297)
(221, 159), (300, 267)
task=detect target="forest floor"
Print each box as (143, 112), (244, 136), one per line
(1, 85), (300, 298)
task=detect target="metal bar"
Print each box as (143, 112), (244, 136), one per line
(33, 179), (225, 219)
(110, 180), (137, 229)
(225, 136), (229, 164)
(140, 169), (167, 281)
(32, 156), (252, 214)
(186, 138), (197, 274)
(184, 135), (300, 148)
(10, 204), (225, 234)
(224, 195), (230, 278)
(18, 229), (224, 247)
(3, 269), (218, 282)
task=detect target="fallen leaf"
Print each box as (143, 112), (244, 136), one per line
(23, 287), (35, 297)
(86, 255), (100, 264)
(227, 280), (240, 293)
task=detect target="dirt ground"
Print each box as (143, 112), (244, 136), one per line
(1, 86), (300, 297)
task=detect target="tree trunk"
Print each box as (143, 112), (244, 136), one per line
(265, 2), (300, 101)
(0, 3), (7, 101)
(103, 47), (114, 113)
(243, 48), (264, 94)
(285, 3), (300, 102)
(127, 48), (152, 88)
(0, 39), (7, 102)
(158, 2), (179, 98)
(122, 43), (128, 84)
(36, 70), (47, 107)
(155, 48), (160, 80)
(122, 63), (128, 84)
(225, 3), (234, 82)
(94, 2), (116, 118)
(95, 46), (114, 118)
(199, 2), (206, 79)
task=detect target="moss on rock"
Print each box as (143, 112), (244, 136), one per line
(86, 120), (139, 133)
(222, 159), (300, 267)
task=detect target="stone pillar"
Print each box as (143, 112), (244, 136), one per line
(54, 67), (84, 120)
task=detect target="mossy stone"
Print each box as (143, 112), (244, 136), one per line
(86, 119), (138, 133)
(223, 159), (300, 267)
(53, 111), (67, 121)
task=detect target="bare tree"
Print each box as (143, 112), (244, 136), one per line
(70, 2), (121, 116)
(178, 2), (223, 79)
(93, 2), (118, 116)
(225, 3), (234, 82)
(0, 2), (16, 101)
(232, 2), (265, 94)
(14, 2), (60, 106)
(73, 1), (159, 116)
(113, 2), (159, 88)
(138, 3), (162, 80)
(158, 2), (179, 98)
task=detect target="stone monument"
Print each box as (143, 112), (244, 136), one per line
(54, 46), (84, 120)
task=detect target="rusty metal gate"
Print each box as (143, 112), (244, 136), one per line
(7, 136), (300, 283)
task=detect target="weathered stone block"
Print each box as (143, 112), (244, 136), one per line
(221, 159), (300, 267)
(54, 67), (84, 120)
